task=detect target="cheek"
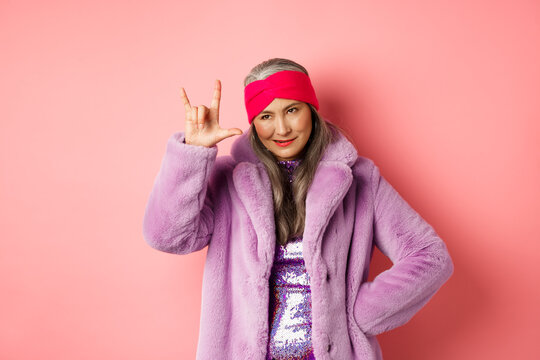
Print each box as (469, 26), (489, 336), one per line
(297, 113), (312, 135)
(254, 122), (273, 139)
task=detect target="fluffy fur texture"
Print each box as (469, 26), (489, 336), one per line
(142, 129), (454, 359)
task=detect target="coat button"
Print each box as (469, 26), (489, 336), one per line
(326, 272), (330, 281)
(327, 343), (332, 352)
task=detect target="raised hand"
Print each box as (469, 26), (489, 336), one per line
(180, 80), (243, 148)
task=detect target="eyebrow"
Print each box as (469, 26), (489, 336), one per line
(259, 102), (303, 115)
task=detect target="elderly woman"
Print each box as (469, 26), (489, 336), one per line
(142, 58), (454, 360)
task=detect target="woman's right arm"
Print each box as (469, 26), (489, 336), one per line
(142, 80), (242, 254)
(142, 132), (218, 254)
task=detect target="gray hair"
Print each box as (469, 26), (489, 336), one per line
(245, 58), (343, 246)
(244, 58), (309, 86)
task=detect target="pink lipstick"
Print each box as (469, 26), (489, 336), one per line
(274, 138), (295, 147)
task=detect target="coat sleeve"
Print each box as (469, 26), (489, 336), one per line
(142, 132), (218, 255)
(353, 164), (454, 336)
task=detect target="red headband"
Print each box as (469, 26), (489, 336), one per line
(244, 70), (319, 124)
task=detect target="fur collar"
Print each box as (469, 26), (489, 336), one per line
(229, 126), (358, 279)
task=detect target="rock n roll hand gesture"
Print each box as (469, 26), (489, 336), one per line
(180, 80), (243, 148)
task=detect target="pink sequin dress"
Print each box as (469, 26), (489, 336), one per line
(267, 159), (315, 360)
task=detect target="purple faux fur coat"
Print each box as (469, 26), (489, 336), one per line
(142, 129), (454, 360)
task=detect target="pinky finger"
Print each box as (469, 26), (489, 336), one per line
(188, 106), (198, 132)
(185, 109), (195, 135)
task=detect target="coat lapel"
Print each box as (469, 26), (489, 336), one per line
(230, 128), (358, 278)
(232, 162), (276, 277)
(302, 161), (353, 272)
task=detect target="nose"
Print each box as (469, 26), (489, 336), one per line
(274, 114), (291, 136)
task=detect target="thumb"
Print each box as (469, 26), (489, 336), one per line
(228, 128), (243, 136)
(216, 128), (243, 142)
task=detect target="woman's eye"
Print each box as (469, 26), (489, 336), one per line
(261, 114), (270, 120)
(287, 107), (297, 113)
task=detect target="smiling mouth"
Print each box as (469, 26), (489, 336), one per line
(273, 138), (296, 147)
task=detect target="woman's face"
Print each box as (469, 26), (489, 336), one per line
(252, 98), (312, 161)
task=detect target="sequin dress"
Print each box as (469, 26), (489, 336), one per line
(267, 159), (315, 360)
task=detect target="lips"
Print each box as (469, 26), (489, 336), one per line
(274, 138), (295, 147)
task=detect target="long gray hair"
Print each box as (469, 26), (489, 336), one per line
(245, 58), (343, 246)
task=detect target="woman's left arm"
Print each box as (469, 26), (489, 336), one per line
(353, 164), (454, 336)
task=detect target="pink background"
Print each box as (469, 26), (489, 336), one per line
(1, 0), (539, 359)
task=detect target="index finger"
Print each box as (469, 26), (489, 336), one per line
(180, 87), (192, 113)
(210, 79), (221, 112)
